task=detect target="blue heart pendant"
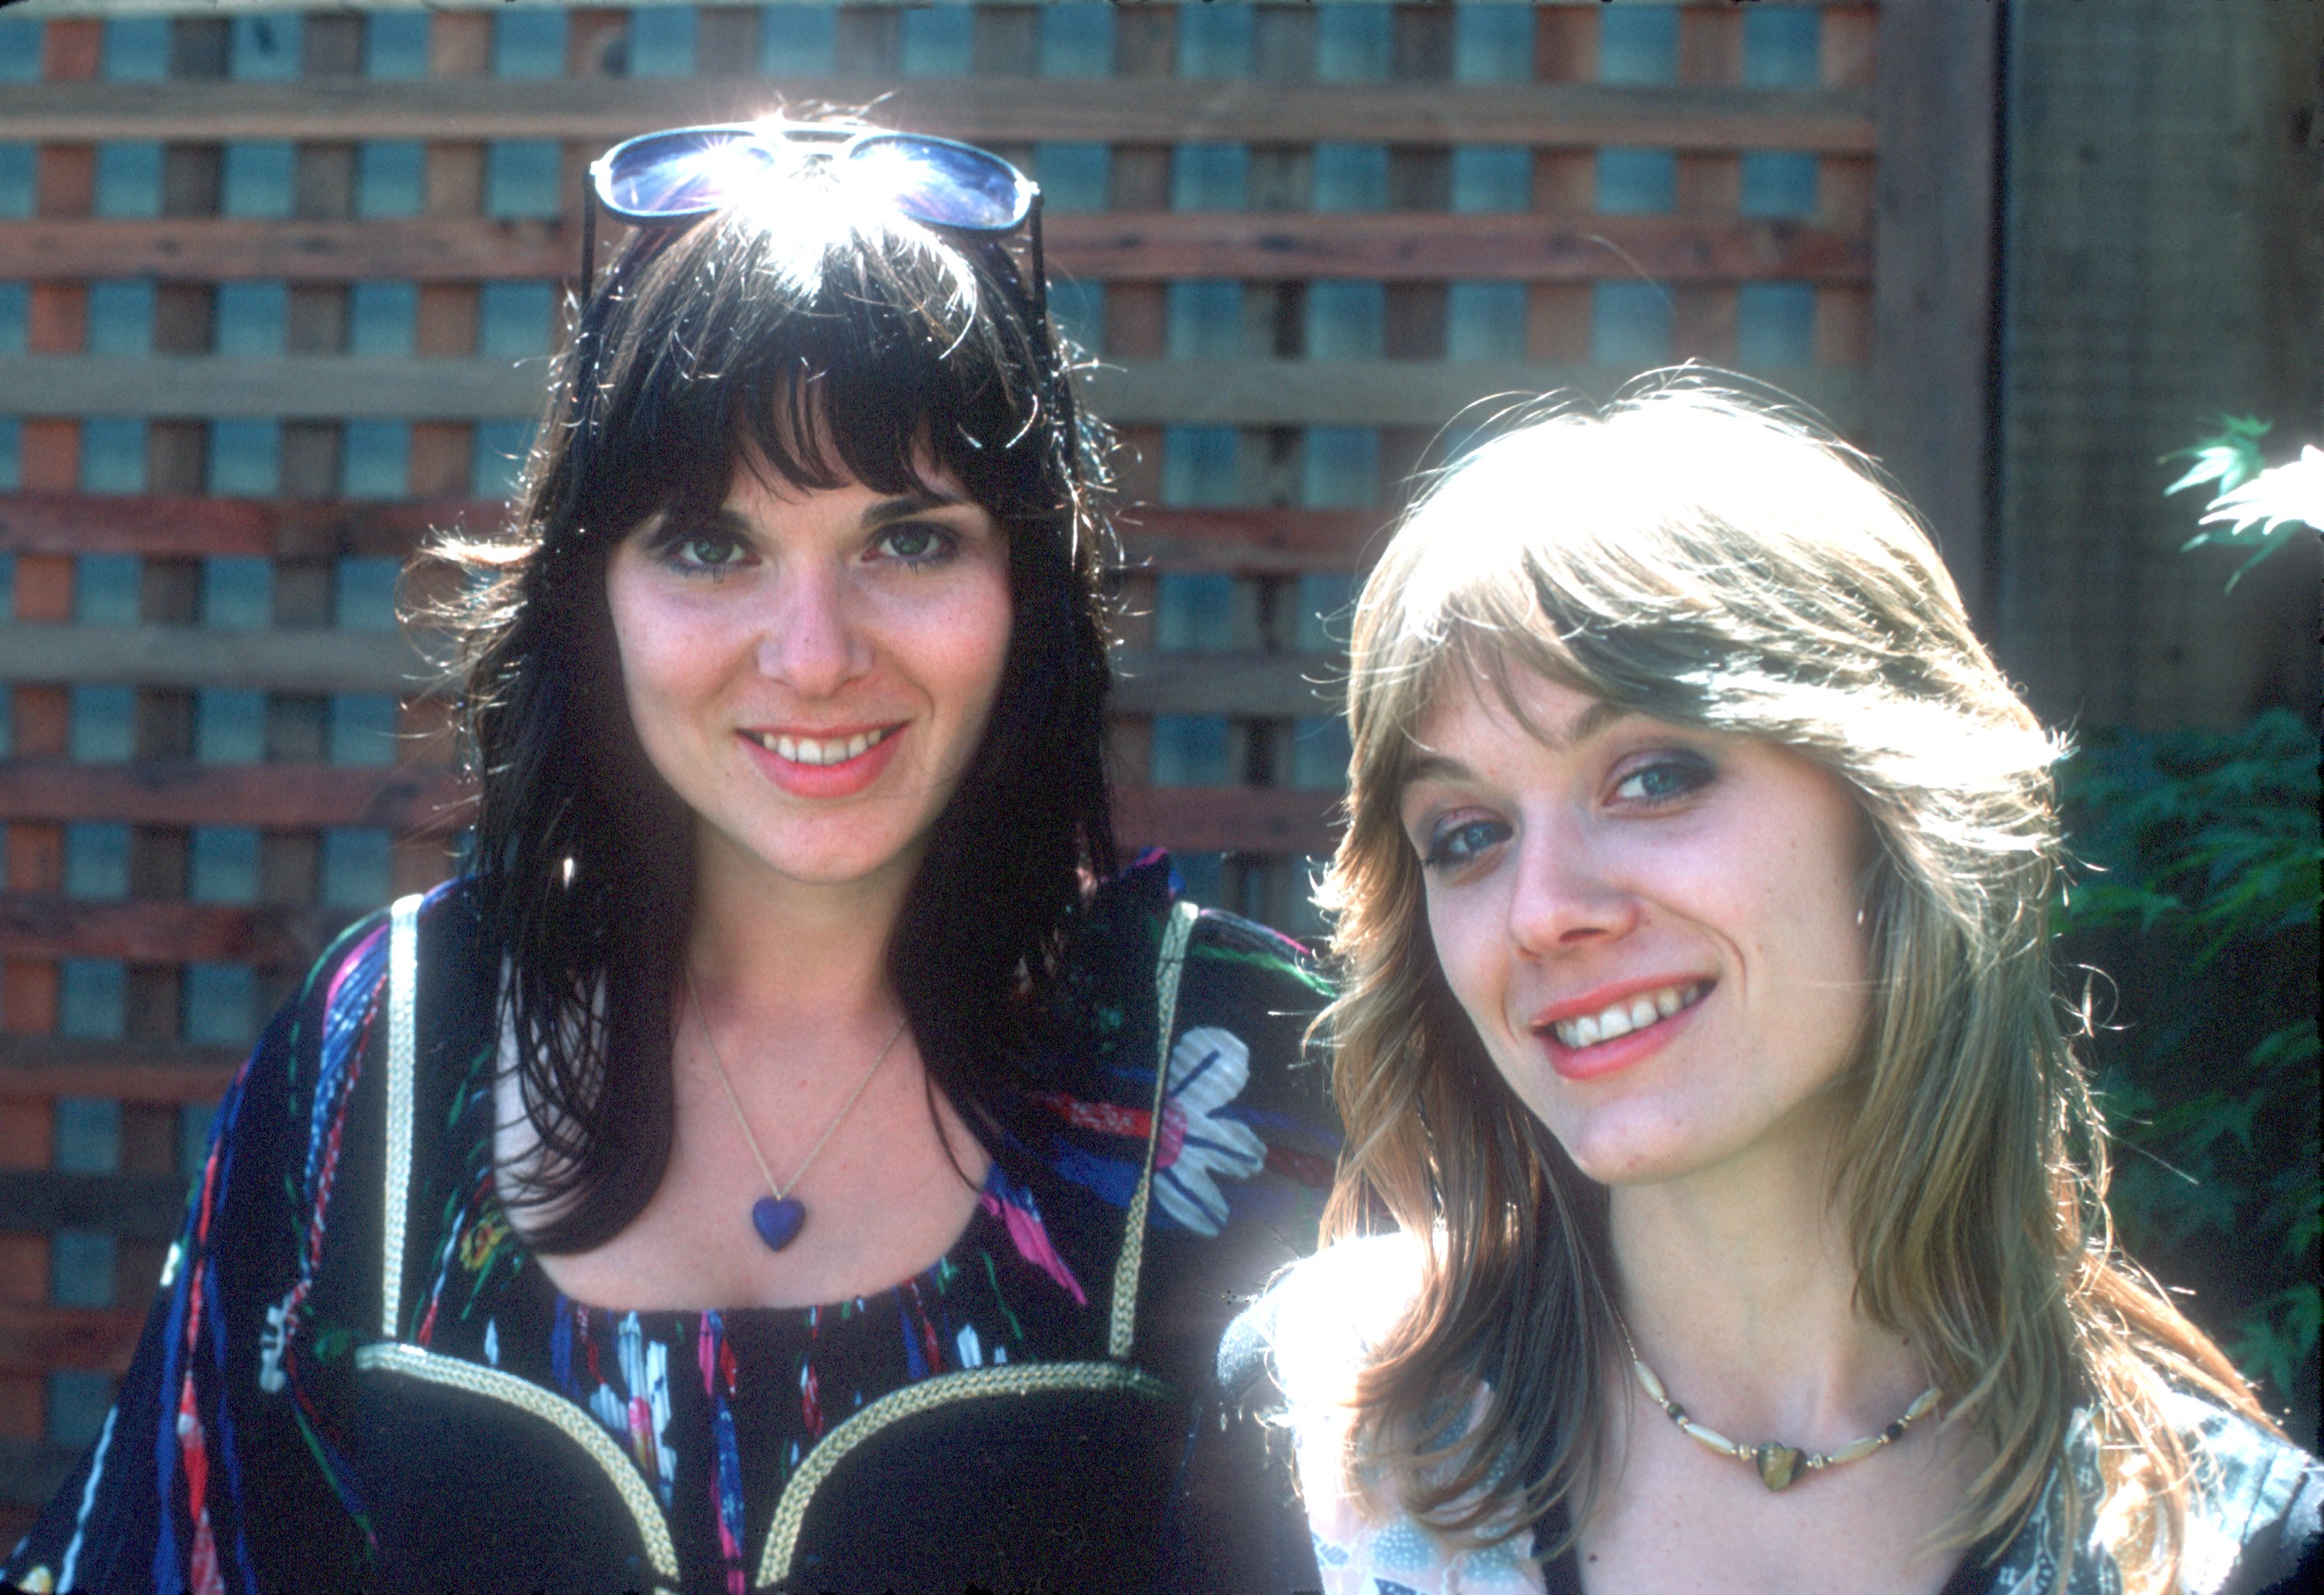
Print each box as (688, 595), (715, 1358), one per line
(751, 1196), (806, 1252)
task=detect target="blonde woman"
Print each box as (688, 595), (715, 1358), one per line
(1235, 383), (2319, 1593)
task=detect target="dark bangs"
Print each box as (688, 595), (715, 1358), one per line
(449, 180), (1116, 1253)
(559, 197), (1074, 548)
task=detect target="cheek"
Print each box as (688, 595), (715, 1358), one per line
(1763, 792), (1875, 1042)
(605, 567), (737, 748)
(932, 565), (1015, 714)
(1422, 878), (1508, 1040)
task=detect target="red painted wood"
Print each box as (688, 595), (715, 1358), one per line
(0, 761), (473, 834)
(1116, 785), (1342, 858)
(0, 898), (358, 968)
(0, 211), (1872, 285)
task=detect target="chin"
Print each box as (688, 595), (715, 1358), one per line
(1549, 1109), (1729, 1190)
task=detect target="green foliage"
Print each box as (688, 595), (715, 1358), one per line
(2163, 415), (2273, 500)
(2055, 710), (2321, 1438)
(2164, 417), (2321, 589)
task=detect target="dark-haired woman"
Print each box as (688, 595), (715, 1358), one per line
(4, 117), (1333, 1595)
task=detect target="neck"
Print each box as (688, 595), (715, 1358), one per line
(683, 830), (916, 1034)
(1607, 1104), (1929, 1444)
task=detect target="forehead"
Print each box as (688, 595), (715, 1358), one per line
(725, 443), (970, 510)
(1410, 658), (1614, 753)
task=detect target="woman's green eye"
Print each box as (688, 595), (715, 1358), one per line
(670, 535), (745, 570)
(880, 524), (954, 565)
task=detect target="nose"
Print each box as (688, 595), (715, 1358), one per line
(1504, 819), (1639, 957)
(755, 562), (871, 699)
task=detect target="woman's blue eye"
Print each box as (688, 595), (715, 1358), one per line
(1423, 818), (1510, 870)
(1612, 754), (1712, 805)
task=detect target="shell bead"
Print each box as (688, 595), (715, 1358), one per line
(1615, 1315), (1942, 1492)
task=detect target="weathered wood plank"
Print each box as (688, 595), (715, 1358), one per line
(0, 1035), (240, 1105)
(0, 493), (498, 559)
(0, 898), (357, 966)
(0, 1170), (191, 1241)
(0, 760), (473, 834)
(0, 356), (1864, 429)
(0, 77), (1875, 152)
(0, 212), (1870, 286)
(0, 764), (1338, 861)
(0, 355), (546, 422)
(1870, 0), (2000, 623)
(21, 0), (1707, 15)
(1116, 785), (1342, 858)
(1117, 507), (1387, 573)
(0, 1303), (148, 1379)
(0, 620), (1353, 718)
(1087, 360), (1864, 430)
(1041, 212), (1866, 287)
(1110, 651), (1343, 718)
(0, 621), (439, 695)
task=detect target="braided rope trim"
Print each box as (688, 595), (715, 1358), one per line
(356, 1341), (681, 1590)
(756, 1359), (1171, 1585)
(380, 892), (421, 1340)
(1109, 897), (1199, 1363)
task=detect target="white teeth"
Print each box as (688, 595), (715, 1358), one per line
(757, 727), (887, 766)
(1551, 982), (1706, 1050)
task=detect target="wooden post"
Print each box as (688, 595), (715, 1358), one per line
(1870, 0), (2001, 624)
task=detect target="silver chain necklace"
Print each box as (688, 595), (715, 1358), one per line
(684, 964), (909, 1253)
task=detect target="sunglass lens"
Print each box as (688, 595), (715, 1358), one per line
(604, 130), (777, 218)
(847, 137), (1029, 230)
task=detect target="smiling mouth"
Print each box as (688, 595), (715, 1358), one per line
(1546, 981), (1711, 1050)
(743, 726), (896, 767)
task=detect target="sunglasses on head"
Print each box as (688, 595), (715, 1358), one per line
(580, 122), (1047, 321)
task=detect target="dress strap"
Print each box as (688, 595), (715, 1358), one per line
(380, 892), (425, 1340)
(1105, 896), (1200, 1362)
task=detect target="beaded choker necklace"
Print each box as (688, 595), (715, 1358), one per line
(1616, 1318), (1941, 1491)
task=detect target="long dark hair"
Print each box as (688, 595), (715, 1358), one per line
(437, 119), (1118, 1252)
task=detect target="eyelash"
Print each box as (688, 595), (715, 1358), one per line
(655, 531), (747, 576)
(1422, 819), (1510, 871)
(1417, 753), (1714, 871)
(1611, 752), (1714, 806)
(875, 522), (958, 568)
(648, 522), (961, 576)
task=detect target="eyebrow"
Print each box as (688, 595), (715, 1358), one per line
(672, 490), (978, 544)
(1401, 700), (1635, 789)
(861, 490), (971, 528)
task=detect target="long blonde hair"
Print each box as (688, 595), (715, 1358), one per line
(1318, 379), (2267, 1583)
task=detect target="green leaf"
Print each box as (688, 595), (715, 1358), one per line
(2162, 416), (2271, 497)
(2231, 1284), (2322, 1404)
